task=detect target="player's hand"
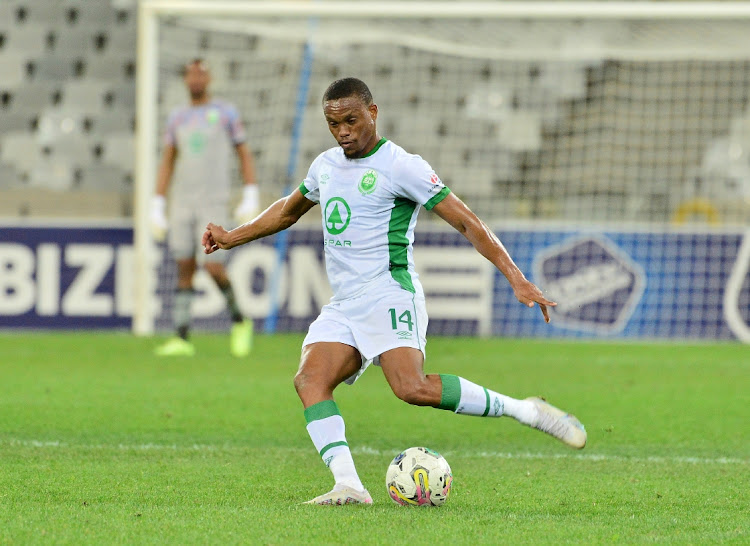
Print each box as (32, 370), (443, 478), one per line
(234, 184), (259, 224)
(203, 222), (231, 254)
(150, 195), (168, 242)
(512, 278), (557, 323)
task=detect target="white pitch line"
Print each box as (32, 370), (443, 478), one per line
(2, 438), (747, 465)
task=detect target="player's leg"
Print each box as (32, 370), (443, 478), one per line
(295, 341), (372, 505)
(204, 260), (253, 357)
(379, 347), (587, 449)
(156, 205), (197, 356)
(155, 256), (197, 356)
(198, 204), (252, 357)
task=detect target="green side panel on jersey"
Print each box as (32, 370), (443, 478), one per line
(424, 186), (451, 210)
(362, 137), (388, 158)
(388, 197), (417, 293)
(298, 182), (310, 196)
(438, 374), (462, 411)
(304, 400), (340, 423)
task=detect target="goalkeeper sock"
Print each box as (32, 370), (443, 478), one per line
(174, 288), (193, 340)
(304, 400), (365, 492)
(438, 374), (536, 425)
(219, 283), (243, 323)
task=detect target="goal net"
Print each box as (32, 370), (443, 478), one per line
(135, 2), (750, 341)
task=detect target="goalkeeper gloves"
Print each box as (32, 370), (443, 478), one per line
(150, 195), (168, 242)
(234, 184), (260, 224)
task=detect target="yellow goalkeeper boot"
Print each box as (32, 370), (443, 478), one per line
(230, 319), (253, 357)
(525, 397), (587, 449)
(154, 337), (195, 357)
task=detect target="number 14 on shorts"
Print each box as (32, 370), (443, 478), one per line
(388, 308), (414, 340)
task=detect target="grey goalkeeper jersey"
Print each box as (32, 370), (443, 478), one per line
(164, 99), (246, 207)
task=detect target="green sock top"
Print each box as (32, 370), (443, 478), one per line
(304, 400), (341, 424)
(438, 374), (462, 411)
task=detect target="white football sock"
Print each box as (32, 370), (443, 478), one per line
(440, 374), (536, 425)
(304, 400), (365, 492)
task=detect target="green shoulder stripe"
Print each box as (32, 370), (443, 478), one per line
(424, 187), (451, 210)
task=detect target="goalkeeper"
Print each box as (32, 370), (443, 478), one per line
(152, 58), (258, 357)
(203, 78), (586, 505)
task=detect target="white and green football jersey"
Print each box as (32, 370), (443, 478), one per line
(299, 138), (450, 301)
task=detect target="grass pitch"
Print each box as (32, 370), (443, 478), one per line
(0, 333), (747, 544)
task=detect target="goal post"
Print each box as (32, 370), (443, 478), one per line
(135, 1), (750, 339)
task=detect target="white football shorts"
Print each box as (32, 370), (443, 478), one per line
(168, 201), (229, 262)
(303, 277), (428, 385)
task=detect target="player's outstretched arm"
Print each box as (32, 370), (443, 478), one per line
(203, 188), (316, 254)
(431, 192), (557, 322)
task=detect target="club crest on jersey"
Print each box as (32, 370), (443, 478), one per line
(206, 108), (220, 124)
(358, 169), (378, 195)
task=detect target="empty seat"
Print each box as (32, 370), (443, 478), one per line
(102, 133), (134, 172)
(3, 24), (51, 57)
(28, 158), (75, 190)
(7, 83), (60, 113)
(65, 3), (118, 27)
(77, 164), (129, 192)
(29, 56), (83, 81)
(85, 54), (134, 82)
(109, 85), (135, 109)
(60, 79), (112, 111)
(19, 3), (69, 25)
(48, 134), (94, 166)
(104, 27), (136, 52)
(50, 27), (98, 53)
(37, 108), (87, 144)
(88, 111), (134, 135)
(0, 163), (25, 189)
(0, 112), (36, 132)
(0, 54), (30, 90)
(1, 131), (40, 171)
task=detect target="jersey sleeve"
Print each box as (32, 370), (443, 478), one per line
(163, 108), (180, 147)
(392, 154), (451, 210)
(298, 158), (321, 204)
(224, 103), (247, 145)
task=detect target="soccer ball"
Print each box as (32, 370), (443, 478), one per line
(385, 446), (453, 506)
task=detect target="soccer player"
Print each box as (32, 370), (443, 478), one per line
(151, 58), (257, 357)
(202, 78), (586, 505)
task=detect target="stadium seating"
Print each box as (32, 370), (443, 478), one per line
(0, 2), (748, 224)
(0, 0), (135, 215)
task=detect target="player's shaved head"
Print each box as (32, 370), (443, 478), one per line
(183, 58), (211, 103)
(322, 78), (373, 107)
(182, 58), (209, 76)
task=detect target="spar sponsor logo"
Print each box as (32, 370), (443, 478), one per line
(533, 236), (646, 334)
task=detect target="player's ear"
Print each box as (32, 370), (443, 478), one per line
(369, 103), (378, 121)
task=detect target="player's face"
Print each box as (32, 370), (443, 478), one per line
(323, 96), (379, 159)
(184, 62), (210, 100)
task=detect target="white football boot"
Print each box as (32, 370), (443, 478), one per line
(304, 485), (373, 506)
(525, 397), (587, 449)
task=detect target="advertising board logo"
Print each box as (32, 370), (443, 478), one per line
(533, 236), (646, 334)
